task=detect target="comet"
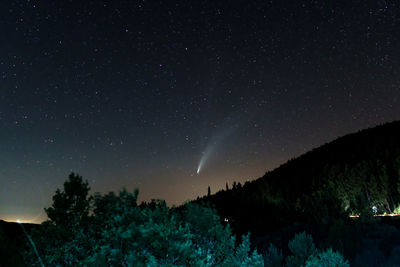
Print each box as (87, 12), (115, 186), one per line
(196, 119), (240, 174)
(196, 153), (207, 175)
(197, 165), (201, 175)
(195, 105), (258, 175)
(197, 148), (212, 175)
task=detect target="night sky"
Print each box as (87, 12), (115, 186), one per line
(1, 1), (400, 223)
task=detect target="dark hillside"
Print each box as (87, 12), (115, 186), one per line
(198, 121), (400, 235)
(0, 220), (37, 266)
(0, 220), (37, 238)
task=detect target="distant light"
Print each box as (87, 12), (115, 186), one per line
(372, 206), (377, 214)
(16, 219), (21, 224)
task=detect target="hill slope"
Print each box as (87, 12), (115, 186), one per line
(0, 220), (37, 266)
(198, 121), (400, 234)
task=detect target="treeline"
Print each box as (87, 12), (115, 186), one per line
(3, 171), (399, 266)
(23, 173), (265, 266)
(7, 173), (351, 266)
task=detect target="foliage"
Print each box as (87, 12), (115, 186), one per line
(44, 173), (91, 229)
(394, 204), (400, 214)
(24, 173), (92, 265)
(304, 249), (349, 267)
(286, 232), (317, 267)
(85, 199), (196, 266)
(350, 194), (374, 223)
(263, 243), (283, 267)
(261, 233), (350, 267)
(25, 175), (264, 266)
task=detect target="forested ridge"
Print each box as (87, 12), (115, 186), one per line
(198, 120), (400, 233)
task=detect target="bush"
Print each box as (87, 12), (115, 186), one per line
(304, 249), (349, 267)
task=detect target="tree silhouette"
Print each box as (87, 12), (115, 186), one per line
(25, 176), (264, 266)
(44, 173), (91, 228)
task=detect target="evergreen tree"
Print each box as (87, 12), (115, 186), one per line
(44, 173), (91, 228)
(25, 173), (92, 265)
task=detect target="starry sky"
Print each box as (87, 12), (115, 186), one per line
(1, 0), (400, 223)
